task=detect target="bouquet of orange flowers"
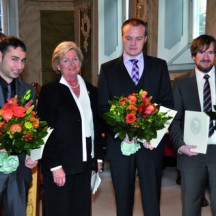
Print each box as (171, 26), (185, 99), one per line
(103, 89), (172, 155)
(0, 90), (48, 155)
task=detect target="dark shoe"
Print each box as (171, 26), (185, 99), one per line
(201, 195), (209, 207)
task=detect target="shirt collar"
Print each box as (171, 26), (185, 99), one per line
(195, 66), (215, 81)
(123, 52), (143, 64)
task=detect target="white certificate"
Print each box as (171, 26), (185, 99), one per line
(150, 106), (177, 148)
(91, 172), (101, 194)
(183, 111), (209, 154)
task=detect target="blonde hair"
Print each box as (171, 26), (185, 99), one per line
(52, 41), (83, 74)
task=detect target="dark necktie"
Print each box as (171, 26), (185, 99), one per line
(203, 74), (214, 137)
(130, 59), (139, 85)
(7, 84), (12, 99)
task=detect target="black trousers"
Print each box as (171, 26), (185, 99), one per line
(43, 137), (92, 216)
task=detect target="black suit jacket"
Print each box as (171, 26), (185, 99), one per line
(0, 78), (36, 184)
(97, 54), (174, 160)
(170, 70), (216, 172)
(37, 78), (103, 176)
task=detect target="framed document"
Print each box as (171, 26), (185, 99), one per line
(183, 111), (209, 154)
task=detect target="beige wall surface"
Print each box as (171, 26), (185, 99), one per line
(18, 0), (76, 85)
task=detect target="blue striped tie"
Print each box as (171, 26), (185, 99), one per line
(203, 74), (214, 137)
(130, 59), (139, 85)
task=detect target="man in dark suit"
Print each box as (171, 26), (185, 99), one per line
(170, 34), (216, 216)
(97, 18), (173, 216)
(0, 36), (37, 216)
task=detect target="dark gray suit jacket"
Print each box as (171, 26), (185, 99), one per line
(0, 78), (36, 184)
(97, 54), (174, 160)
(170, 69), (216, 172)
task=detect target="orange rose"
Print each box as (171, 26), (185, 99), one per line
(119, 97), (129, 105)
(9, 123), (23, 135)
(27, 117), (39, 128)
(126, 104), (137, 114)
(13, 106), (26, 118)
(128, 94), (137, 105)
(31, 111), (36, 115)
(0, 121), (7, 135)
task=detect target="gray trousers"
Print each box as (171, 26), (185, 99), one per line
(0, 170), (28, 216)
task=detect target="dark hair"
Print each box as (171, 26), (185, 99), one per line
(121, 18), (147, 36)
(190, 34), (216, 57)
(0, 32), (7, 41)
(0, 36), (26, 57)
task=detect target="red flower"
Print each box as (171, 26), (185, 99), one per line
(137, 103), (147, 115)
(2, 109), (13, 120)
(13, 106), (26, 118)
(125, 113), (136, 123)
(23, 132), (33, 141)
(3, 103), (15, 110)
(6, 97), (18, 105)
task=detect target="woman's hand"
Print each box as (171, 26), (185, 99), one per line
(97, 162), (103, 172)
(52, 168), (66, 187)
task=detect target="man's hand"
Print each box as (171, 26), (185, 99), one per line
(0, 143), (7, 152)
(178, 145), (199, 156)
(25, 156), (38, 169)
(52, 168), (66, 187)
(0, 149), (7, 153)
(124, 134), (136, 143)
(143, 141), (155, 150)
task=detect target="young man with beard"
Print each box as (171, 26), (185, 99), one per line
(170, 34), (216, 216)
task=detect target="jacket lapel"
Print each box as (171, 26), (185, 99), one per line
(0, 84), (4, 107)
(188, 70), (202, 111)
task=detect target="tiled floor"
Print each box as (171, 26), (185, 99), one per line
(39, 164), (212, 216)
(91, 164), (212, 216)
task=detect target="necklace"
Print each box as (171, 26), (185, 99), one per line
(70, 81), (79, 88)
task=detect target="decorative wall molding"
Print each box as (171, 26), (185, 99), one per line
(80, 2), (91, 53)
(136, 0), (148, 22)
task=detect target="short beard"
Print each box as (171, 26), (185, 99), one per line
(196, 64), (214, 73)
